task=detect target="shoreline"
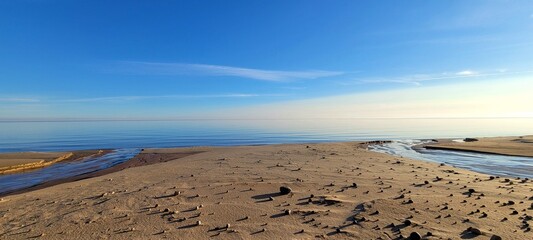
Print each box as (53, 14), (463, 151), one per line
(0, 148), (205, 198)
(0, 150), (110, 175)
(423, 145), (533, 157)
(1, 136), (531, 198)
(421, 135), (533, 158)
(0, 141), (531, 239)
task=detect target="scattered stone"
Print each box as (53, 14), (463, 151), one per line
(490, 235), (502, 240)
(285, 209), (292, 215)
(468, 227), (482, 235)
(408, 231), (422, 240)
(464, 138), (479, 142)
(280, 186), (292, 195)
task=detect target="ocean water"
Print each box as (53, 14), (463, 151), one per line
(1, 118), (532, 152)
(0, 118), (532, 194)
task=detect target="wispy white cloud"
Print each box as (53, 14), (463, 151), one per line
(1, 94), (284, 104)
(455, 70), (477, 76)
(345, 69), (533, 86)
(281, 86), (307, 90)
(428, 2), (530, 30)
(408, 35), (501, 45)
(0, 97), (40, 103)
(113, 61), (344, 82)
(56, 93), (284, 103)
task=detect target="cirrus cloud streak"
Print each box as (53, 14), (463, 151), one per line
(112, 61), (344, 82)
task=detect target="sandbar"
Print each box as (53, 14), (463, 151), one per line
(424, 135), (533, 157)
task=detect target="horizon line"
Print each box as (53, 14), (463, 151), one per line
(0, 116), (532, 123)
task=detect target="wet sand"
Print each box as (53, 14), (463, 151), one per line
(424, 135), (533, 157)
(0, 150), (106, 175)
(0, 142), (531, 239)
(0, 149), (204, 197)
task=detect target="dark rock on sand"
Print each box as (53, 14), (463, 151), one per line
(490, 235), (502, 240)
(408, 231), (422, 240)
(468, 227), (482, 235)
(280, 186), (292, 195)
(464, 138), (479, 142)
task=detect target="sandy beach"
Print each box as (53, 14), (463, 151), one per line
(424, 135), (533, 158)
(0, 141), (531, 239)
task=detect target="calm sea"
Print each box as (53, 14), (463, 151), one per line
(1, 118), (532, 153)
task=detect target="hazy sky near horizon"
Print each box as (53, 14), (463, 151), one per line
(1, 0), (532, 119)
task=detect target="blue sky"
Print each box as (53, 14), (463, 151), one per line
(1, 0), (532, 119)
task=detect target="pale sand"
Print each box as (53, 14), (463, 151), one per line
(0, 152), (69, 168)
(0, 150), (106, 175)
(0, 142), (531, 239)
(425, 135), (533, 157)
